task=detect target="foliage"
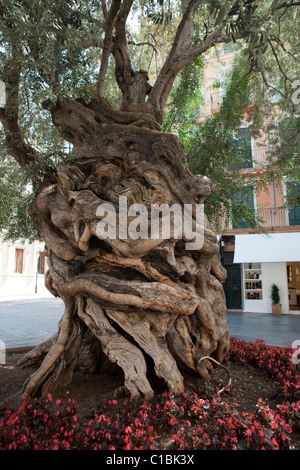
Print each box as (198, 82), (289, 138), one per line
(0, 0), (105, 239)
(0, 0), (102, 96)
(164, 53), (261, 230)
(163, 3), (300, 227)
(241, 5), (300, 204)
(271, 283), (281, 304)
(227, 337), (300, 401)
(271, 116), (300, 207)
(1, 0), (300, 239)
(0, 147), (65, 241)
(1, 337), (300, 450)
(0, 394), (79, 450)
(276, 117), (300, 169)
(162, 56), (204, 138)
(0, 156), (37, 241)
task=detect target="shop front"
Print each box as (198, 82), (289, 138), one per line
(287, 262), (300, 310)
(222, 232), (300, 314)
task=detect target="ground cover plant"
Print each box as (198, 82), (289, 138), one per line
(0, 337), (299, 450)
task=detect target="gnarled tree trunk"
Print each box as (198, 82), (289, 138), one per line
(18, 96), (230, 399)
(2, 0), (296, 403)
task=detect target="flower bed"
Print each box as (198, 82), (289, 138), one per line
(0, 337), (299, 450)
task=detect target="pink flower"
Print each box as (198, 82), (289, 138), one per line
(168, 417), (177, 426)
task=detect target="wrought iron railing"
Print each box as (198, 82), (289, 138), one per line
(221, 206), (300, 231)
(210, 91), (222, 111)
(238, 147), (274, 169)
(256, 207), (289, 228)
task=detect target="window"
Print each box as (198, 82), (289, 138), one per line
(286, 182), (300, 226)
(232, 186), (255, 229)
(210, 91), (221, 111)
(0, 80), (5, 106)
(223, 43), (231, 54)
(15, 248), (24, 274)
(234, 127), (253, 169)
(37, 252), (46, 274)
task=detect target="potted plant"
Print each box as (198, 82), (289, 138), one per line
(271, 283), (282, 314)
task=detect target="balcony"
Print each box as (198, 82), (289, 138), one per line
(257, 207), (290, 228)
(210, 91), (222, 112)
(232, 206), (300, 230)
(238, 147), (273, 170)
(252, 147), (270, 168)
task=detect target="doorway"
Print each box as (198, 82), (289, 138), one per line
(223, 264), (242, 310)
(287, 262), (300, 310)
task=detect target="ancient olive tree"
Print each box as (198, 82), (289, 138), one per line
(1, 0), (298, 398)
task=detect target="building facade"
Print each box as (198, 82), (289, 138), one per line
(0, 239), (49, 298)
(202, 45), (300, 314)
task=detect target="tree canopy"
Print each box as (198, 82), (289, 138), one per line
(1, 0), (300, 238)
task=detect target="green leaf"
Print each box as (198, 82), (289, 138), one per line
(214, 5), (227, 26)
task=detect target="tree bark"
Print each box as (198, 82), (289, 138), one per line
(18, 97), (230, 398)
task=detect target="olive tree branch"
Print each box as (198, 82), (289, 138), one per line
(97, 0), (123, 98)
(0, 53), (40, 168)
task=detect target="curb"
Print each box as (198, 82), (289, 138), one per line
(5, 346), (35, 354)
(0, 295), (55, 303)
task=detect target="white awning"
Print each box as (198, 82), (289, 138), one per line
(233, 232), (300, 263)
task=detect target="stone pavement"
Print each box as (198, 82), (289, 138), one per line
(0, 295), (300, 351)
(0, 296), (64, 350)
(227, 310), (300, 348)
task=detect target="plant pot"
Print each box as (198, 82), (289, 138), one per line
(272, 303), (282, 314)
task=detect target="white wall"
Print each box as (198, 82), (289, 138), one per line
(243, 262), (289, 314)
(261, 262), (289, 314)
(0, 240), (50, 298)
